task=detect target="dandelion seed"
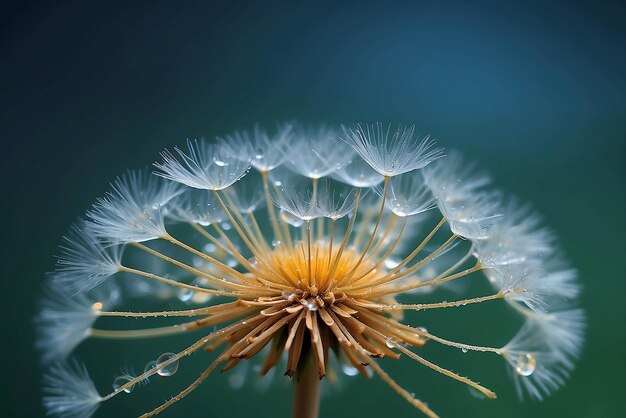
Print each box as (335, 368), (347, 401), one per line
(37, 123), (583, 418)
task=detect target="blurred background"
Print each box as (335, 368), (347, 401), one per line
(1, 0), (624, 417)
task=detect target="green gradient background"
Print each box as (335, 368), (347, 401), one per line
(1, 1), (624, 417)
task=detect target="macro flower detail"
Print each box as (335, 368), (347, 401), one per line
(38, 123), (584, 418)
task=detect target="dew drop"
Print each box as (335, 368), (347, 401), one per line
(383, 257), (401, 269)
(461, 347), (469, 353)
(221, 222), (232, 231)
(112, 375), (135, 393)
(271, 239), (281, 247)
(142, 361), (158, 383)
(214, 158), (229, 167)
(385, 338), (396, 349)
(254, 149), (264, 160)
(280, 210), (304, 227)
(341, 364), (359, 376)
(515, 352), (536, 377)
(177, 288), (194, 303)
(156, 353), (179, 377)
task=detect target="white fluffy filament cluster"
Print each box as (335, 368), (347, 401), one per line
(37, 123), (583, 418)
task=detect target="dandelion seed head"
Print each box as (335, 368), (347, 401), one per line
(38, 122), (583, 417)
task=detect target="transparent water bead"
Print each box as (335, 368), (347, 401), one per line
(342, 364), (359, 376)
(280, 210), (304, 227)
(383, 257), (401, 269)
(461, 347), (469, 353)
(177, 287), (194, 303)
(514, 352), (536, 377)
(142, 360), (158, 383)
(112, 375), (135, 393)
(213, 158), (229, 167)
(156, 352), (179, 377)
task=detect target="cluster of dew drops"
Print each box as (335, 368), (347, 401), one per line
(112, 353), (180, 393)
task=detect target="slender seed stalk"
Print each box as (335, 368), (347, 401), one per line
(292, 353), (321, 418)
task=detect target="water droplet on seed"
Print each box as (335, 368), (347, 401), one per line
(142, 361), (158, 383)
(341, 364), (359, 376)
(156, 353), (179, 377)
(515, 352), (536, 376)
(177, 288), (194, 303)
(112, 375), (135, 393)
(214, 159), (228, 167)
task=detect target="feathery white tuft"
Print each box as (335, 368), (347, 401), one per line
(230, 124), (293, 172)
(284, 125), (354, 179)
(342, 123), (444, 177)
(42, 358), (102, 418)
(273, 183), (321, 222)
(166, 188), (225, 226)
(36, 280), (117, 363)
(423, 152), (502, 238)
(382, 172), (436, 217)
(502, 308), (585, 400)
(154, 138), (253, 190)
(315, 179), (359, 220)
(86, 169), (181, 243)
(332, 156), (384, 187)
(492, 261), (579, 312)
(474, 199), (555, 268)
(55, 221), (123, 291)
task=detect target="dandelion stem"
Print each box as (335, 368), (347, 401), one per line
(127, 244), (272, 294)
(261, 170), (285, 245)
(341, 176), (389, 284)
(363, 262), (482, 297)
(161, 233), (253, 284)
(213, 190), (263, 259)
(390, 216), (447, 274)
(327, 189), (360, 280)
(118, 265), (241, 297)
(292, 353), (321, 418)
(191, 223), (254, 271)
(345, 233), (459, 292)
(389, 341), (497, 399)
(348, 215), (407, 284)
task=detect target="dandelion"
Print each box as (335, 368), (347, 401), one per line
(37, 124), (584, 418)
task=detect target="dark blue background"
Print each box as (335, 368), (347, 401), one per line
(1, 1), (624, 417)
